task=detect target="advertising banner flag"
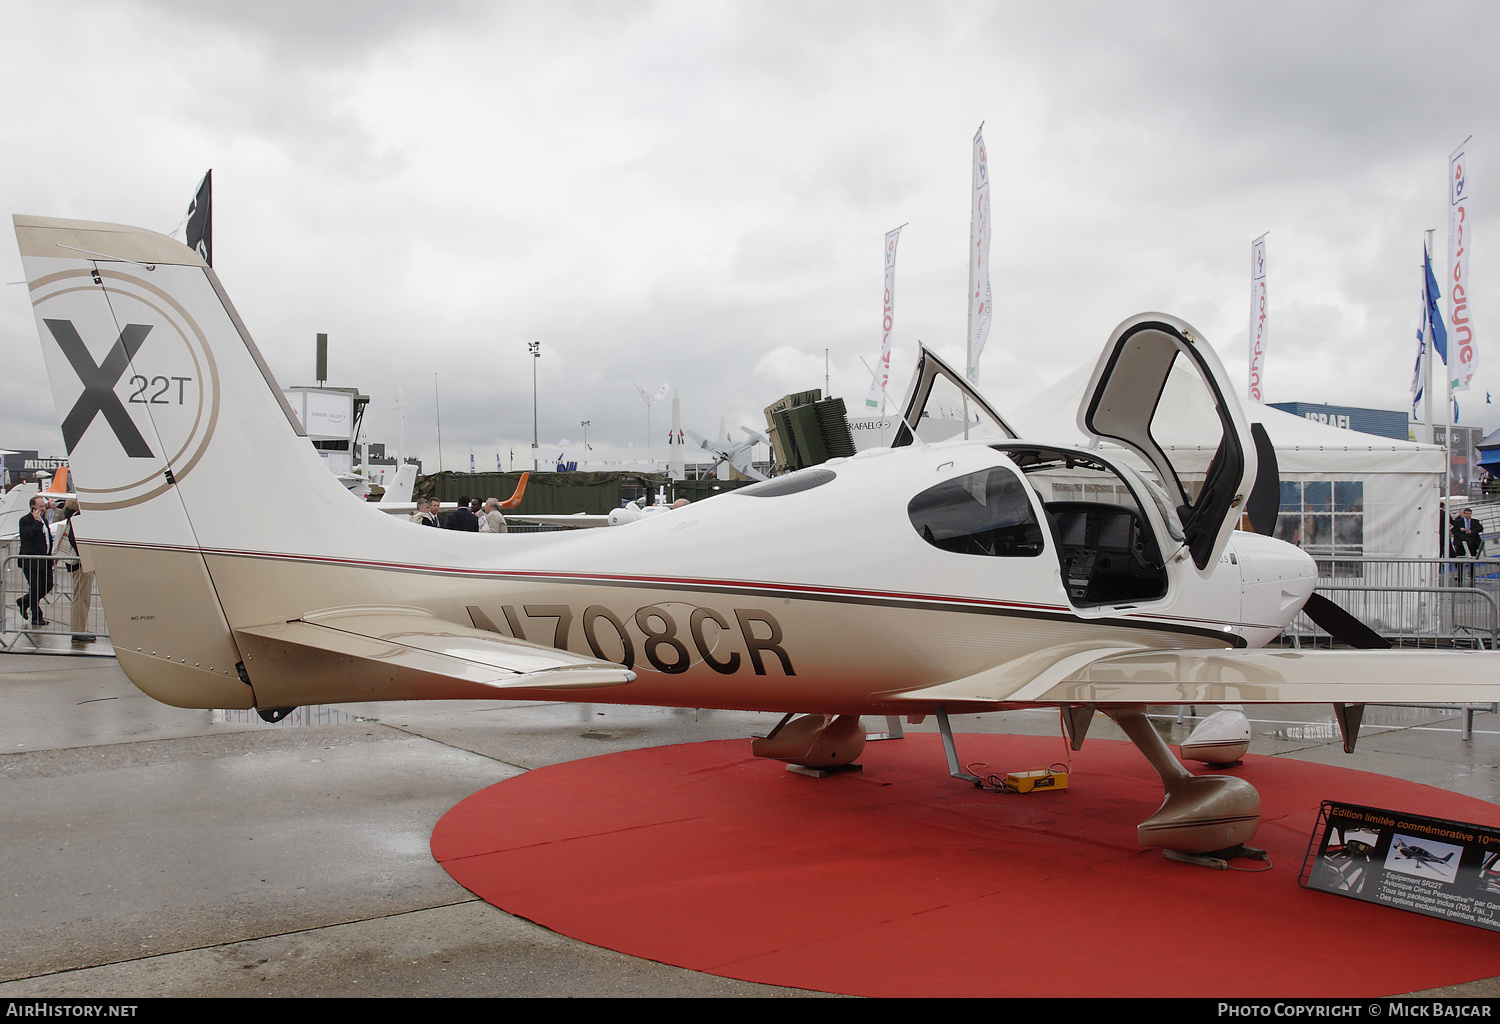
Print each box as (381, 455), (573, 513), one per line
(1426, 243), (1448, 367)
(966, 127), (991, 384)
(865, 225), (903, 412)
(1248, 234), (1269, 403)
(1412, 285), (1428, 415)
(1448, 144), (1475, 392)
(634, 383), (670, 405)
(184, 170), (212, 267)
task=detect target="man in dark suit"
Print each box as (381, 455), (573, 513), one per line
(17, 495), (55, 626)
(1451, 507), (1485, 557)
(444, 494), (480, 532)
(410, 497), (439, 526)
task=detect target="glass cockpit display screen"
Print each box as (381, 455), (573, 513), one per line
(1097, 512), (1133, 550)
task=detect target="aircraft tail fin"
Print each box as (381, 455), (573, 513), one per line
(15, 215), (627, 713)
(378, 462), (419, 505)
(13, 214), (362, 708)
(498, 471), (529, 508)
(0, 482), (39, 521)
(15, 215), (328, 545)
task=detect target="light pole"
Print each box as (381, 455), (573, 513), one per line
(434, 373), (443, 473)
(528, 341), (540, 471)
(581, 420), (590, 452)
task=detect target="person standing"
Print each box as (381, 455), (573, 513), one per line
(482, 497), (508, 534)
(17, 495), (54, 626)
(410, 497), (439, 527)
(57, 499), (95, 642)
(444, 494), (480, 532)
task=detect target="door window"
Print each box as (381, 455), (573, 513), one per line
(908, 467), (1044, 557)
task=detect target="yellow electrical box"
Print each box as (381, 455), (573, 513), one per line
(1003, 768), (1069, 794)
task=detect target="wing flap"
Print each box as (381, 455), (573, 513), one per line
(237, 607), (633, 691)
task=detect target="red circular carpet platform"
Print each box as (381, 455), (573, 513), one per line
(431, 733), (1500, 998)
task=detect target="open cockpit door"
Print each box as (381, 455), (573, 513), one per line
(1078, 314), (1256, 572)
(893, 344), (1017, 447)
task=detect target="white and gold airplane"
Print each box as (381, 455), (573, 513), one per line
(15, 214), (1499, 859)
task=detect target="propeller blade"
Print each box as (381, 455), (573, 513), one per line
(1244, 422), (1280, 536)
(1301, 592), (1391, 649)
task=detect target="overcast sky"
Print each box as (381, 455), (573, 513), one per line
(3, 0), (1496, 471)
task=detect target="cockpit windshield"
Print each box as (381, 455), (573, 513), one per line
(908, 375), (1013, 445)
(894, 344), (1017, 447)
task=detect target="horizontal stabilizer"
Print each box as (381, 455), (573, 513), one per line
(236, 607), (634, 692)
(887, 648), (1500, 705)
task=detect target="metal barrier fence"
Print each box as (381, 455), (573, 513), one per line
(1278, 555), (1499, 736)
(1279, 556), (1500, 649)
(1, 553), (109, 650)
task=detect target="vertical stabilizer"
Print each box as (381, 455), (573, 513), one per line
(378, 462), (419, 504)
(13, 215), (325, 707)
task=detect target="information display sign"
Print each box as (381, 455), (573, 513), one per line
(1301, 801), (1500, 931)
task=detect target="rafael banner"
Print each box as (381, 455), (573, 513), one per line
(865, 225), (903, 412)
(967, 127), (991, 384)
(1248, 234), (1268, 403)
(1448, 144), (1475, 392)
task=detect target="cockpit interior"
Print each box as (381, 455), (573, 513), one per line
(903, 444), (1175, 609)
(997, 446), (1171, 607)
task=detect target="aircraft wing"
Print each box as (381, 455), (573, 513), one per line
(508, 513), (611, 528)
(234, 608), (634, 691)
(887, 648), (1500, 705)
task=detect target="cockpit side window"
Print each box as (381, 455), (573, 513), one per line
(908, 468), (1044, 557)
